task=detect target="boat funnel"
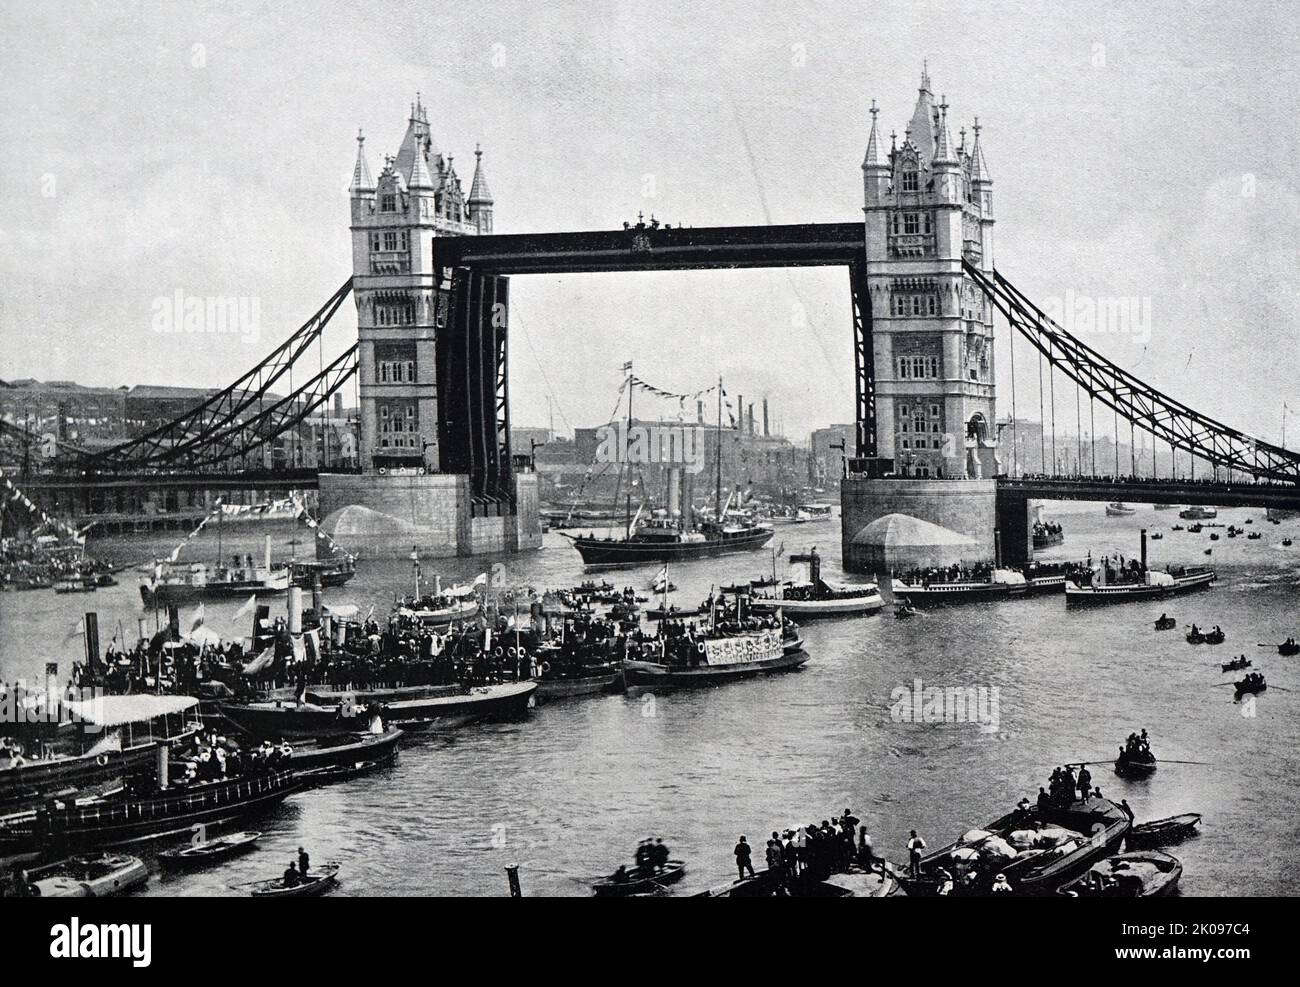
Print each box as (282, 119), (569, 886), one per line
(1140, 528), (1148, 570)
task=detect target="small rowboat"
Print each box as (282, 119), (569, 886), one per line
(248, 863), (339, 897)
(1057, 851), (1182, 897)
(1278, 641), (1300, 657)
(1221, 658), (1251, 672)
(1114, 755), (1157, 779)
(1204, 629), (1225, 645)
(159, 831), (261, 869)
(1125, 813), (1201, 849)
(27, 853), (149, 897)
(1154, 616), (1177, 630)
(1235, 677), (1267, 696)
(592, 860), (686, 897)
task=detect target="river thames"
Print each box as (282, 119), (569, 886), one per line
(2, 504), (1297, 896)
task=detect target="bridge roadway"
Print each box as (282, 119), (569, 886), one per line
(998, 474), (1300, 512)
(432, 221), (866, 273)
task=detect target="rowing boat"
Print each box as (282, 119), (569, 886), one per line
(248, 862), (339, 897)
(26, 853), (149, 897)
(1114, 754), (1157, 779)
(159, 831), (261, 869)
(592, 860), (685, 897)
(1125, 813), (1201, 850)
(1057, 851), (1182, 897)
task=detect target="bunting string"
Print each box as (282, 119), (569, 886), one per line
(289, 490), (356, 561)
(0, 472), (86, 544)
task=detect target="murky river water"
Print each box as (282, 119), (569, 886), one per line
(2, 504), (1298, 896)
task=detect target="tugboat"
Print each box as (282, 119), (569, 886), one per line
(622, 603), (808, 688)
(1065, 532), (1215, 608)
(747, 549), (884, 619)
(790, 503), (833, 524)
(141, 534), (290, 608)
(1105, 502), (1136, 517)
(1178, 506), (1218, 521)
(891, 564), (1027, 604)
(1, 695), (204, 816)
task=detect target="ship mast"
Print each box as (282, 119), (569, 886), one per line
(625, 360), (634, 537)
(714, 374), (723, 522)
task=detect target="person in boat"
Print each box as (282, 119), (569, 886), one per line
(1036, 787), (1051, 813)
(281, 861), (301, 888)
(1076, 764), (1093, 802)
(611, 865), (629, 884)
(734, 835), (755, 880)
(1062, 765), (1077, 802)
(1119, 799), (1135, 823)
(990, 873), (1013, 894)
(765, 836), (783, 876)
(906, 830), (926, 879)
(298, 847), (310, 877)
(652, 838), (669, 872)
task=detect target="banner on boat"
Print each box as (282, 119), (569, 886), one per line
(702, 630), (781, 665)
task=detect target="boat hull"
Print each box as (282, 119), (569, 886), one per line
(1, 730), (201, 816)
(751, 595), (883, 618)
(535, 670), (624, 699)
(623, 649), (808, 687)
(567, 527), (773, 566)
(1065, 571), (1216, 608)
(592, 861), (686, 897)
(221, 682), (537, 738)
(0, 770), (298, 853)
(892, 581), (1011, 605)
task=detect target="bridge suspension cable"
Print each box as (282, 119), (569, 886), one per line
(967, 261), (1300, 485)
(89, 279), (354, 469)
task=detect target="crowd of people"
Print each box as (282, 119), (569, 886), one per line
(730, 807), (888, 892)
(893, 562), (997, 586)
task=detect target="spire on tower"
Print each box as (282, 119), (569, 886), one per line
(862, 100), (889, 170)
(408, 132), (435, 189)
(468, 143), (494, 204)
(970, 116), (991, 183)
(395, 94), (439, 184)
(920, 60), (931, 94)
(350, 128), (374, 192)
(932, 96), (958, 165)
(906, 64), (937, 164)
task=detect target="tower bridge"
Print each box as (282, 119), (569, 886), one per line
(5, 70), (1298, 561)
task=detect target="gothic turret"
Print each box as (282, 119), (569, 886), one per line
(467, 144), (494, 234)
(862, 101), (891, 206)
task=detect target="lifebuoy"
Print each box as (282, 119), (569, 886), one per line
(541, 661), (551, 674)
(378, 467), (388, 475)
(696, 642), (706, 654)
(493, 646), (504, 658)
(96, 753), (110, 766)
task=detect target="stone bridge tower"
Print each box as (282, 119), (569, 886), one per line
(843, 68), (1005, 572)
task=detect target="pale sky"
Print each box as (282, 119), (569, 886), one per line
(1, 0), (1297, 445)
